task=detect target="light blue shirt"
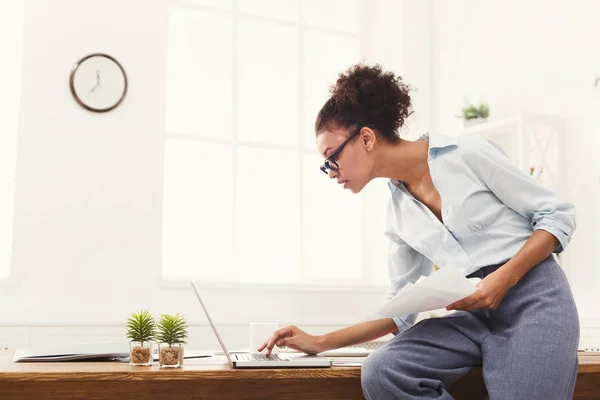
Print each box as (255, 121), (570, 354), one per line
(384, 132), (576, 334)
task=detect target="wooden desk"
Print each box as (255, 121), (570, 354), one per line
(1, 350), (599, 400)
(0, 350), (362, 400)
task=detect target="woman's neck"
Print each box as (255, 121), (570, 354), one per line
(373, 139), (430, 187)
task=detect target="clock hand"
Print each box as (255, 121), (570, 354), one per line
(96, 70), (102, 89)
(88, 82), (99, 100)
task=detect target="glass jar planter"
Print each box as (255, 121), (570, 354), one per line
(129, 341), (153, 366)
(158, 343), (183, 368)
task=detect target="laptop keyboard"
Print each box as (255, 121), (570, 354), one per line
(232, 353), (283, 361)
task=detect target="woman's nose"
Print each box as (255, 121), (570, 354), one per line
(328, 169), (338, 179)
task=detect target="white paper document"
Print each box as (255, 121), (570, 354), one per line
(371, 267), (481, 319)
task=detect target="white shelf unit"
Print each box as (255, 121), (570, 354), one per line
(461, 112), (567, 196)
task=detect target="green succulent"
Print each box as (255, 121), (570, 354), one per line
(126, 310), (156, 345)
(156, 313), (188, 347)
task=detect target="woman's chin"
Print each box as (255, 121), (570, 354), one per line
(348, 180), (369, 194)
(347, 183), (362, 194)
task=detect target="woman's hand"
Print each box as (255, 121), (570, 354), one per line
(257, 325), (324, 356)
(446, 268), (515, 311)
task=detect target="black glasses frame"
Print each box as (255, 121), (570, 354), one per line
(319, 127), (361, 175)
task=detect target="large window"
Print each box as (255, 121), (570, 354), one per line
(0, 0), (24, 279)
(163, 0), (389, 286)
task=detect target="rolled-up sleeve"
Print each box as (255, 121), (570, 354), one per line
(384, 231), (433, 334)
(466, 135), (576, 253)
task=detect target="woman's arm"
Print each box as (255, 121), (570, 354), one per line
(259, 318), (397, 356)
(497, 229), (559, 287)
(447, 229), (558, 311)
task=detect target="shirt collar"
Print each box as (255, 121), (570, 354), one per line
(427, 132), (458, 153)
(386, 132), (459, 194)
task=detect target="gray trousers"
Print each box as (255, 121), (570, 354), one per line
(362, 255), (580, 400)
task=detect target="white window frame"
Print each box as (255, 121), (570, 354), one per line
(161, 0), (392, 292)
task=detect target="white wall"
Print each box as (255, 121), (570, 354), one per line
(399, 0), (432, 139)
(430, 0), (600, 322)
(0, 0), (417, 348)
(0, 0), (24, 281)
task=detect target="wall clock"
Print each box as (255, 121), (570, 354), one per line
(69, 53), (127, 112)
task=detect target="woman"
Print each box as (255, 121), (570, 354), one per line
(259, 64), (579, 400)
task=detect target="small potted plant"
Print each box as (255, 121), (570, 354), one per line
(126, 310), (156, 366)
(459, 102), (489, 127)
(156, 313), (188, 368)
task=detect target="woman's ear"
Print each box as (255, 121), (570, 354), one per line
(360, 127), (376, 151)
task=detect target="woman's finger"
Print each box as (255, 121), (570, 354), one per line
(277, 337), (297, 348)
(257, 341), (267, 352)
(459, 298), (488, 311)
(275, 326), (294, 336)
(447, 291), (482, 311)
(265, 330), (292, 355)
(264, 333), (282, 355)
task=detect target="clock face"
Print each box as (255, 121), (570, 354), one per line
(70, 54), (127, 112)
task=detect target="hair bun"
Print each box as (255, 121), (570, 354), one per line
(316, 63), (413, 142)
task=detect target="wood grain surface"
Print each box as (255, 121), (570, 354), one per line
(1, 350), (599, 399)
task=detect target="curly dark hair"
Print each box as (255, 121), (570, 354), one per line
(314, 64), (413, 143)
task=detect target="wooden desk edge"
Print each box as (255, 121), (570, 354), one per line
(0, 368), (362, 382)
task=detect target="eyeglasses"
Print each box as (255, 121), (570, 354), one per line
(319, 127), (361, 175)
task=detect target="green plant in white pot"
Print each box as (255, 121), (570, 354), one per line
(156, 313), (188, 368)
(126, 310), (156, 366)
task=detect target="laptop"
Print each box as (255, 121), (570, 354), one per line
(191, 280), (332, 369)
